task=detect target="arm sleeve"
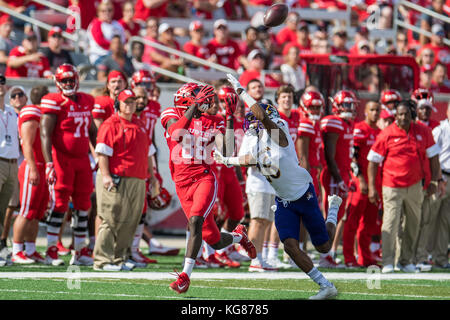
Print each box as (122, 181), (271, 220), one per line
(95, 122), (114, 156)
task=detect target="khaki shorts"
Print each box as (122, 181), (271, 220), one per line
(8, 180), (19, 208)
(247, 192), (275, 221)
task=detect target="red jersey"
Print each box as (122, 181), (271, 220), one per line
(368, 122), (439, 188)
(417, 119), (440, 131)
(298, 117), (322, 168)
(96, 113), (150, 179)
(183, 41), (210, 61)
(276, 27), (297, 47)
(320, 115), (354, 173)
(278, 109), (301, 142)
(134, 0), (168, 21)
(353, 120), (381, 180)
(118, 19), (141, 38)
(40, 92), (95, 158)
(18, 105), (44, 164)
(206, 38), (241, 70)
(5, 46), (51, 78)
(92, 95), (115, 121)
(282, 41), (312, 56)
(137, 100), (161, 141)
(160, 107), (225, 185)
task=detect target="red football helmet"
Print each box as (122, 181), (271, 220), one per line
(331, 90), (358, 119)
(173, 82), (203, 109)
(131, 69), (155, 92)
(380, 89), (402, 110)
(300, 90), (325, 121)
(148, 187), (172, 210)
(411, 88), (436, 111)
(54, 63), (79, 96)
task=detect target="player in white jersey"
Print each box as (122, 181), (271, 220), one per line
(214, 74), (343, 300)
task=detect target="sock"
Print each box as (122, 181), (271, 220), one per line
(307, 267), (333, 288)
(182, 258), (195, 277)
(370, 242), (380, 252)
(268, 242), (279, 260)
(326, 206), (338, 226)
(262, 241), (269, 260)
(204, 243), (215, 258)
(12, 242), (23, 256)
(74, 236), (86, 251)
(25, 242), (36, 256)
(132, 223), (144, 252)
(47, 233), (59, 248)
(47, 211), (65, 248)
(299, 242), (304, 251)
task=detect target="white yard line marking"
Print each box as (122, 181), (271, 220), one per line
(0, 272), (449, 281)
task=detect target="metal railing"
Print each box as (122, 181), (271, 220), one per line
(394, 0), (450, 46)
(129, 36), (238, 75)
(32, 0), (81, 32)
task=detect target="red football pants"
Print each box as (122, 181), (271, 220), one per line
(18, 161), (49, 220)
(342, 178), (379, 266)
(217, 166), (244, 222)
(175, 172), (221, 245)
(320, 167), (349, 222)
(52, 151), (93, 213)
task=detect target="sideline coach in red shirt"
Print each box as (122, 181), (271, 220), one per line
(93, 89), (151, 271)
(367, 100), (442, 274)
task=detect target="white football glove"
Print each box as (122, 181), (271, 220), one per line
(226, 73), (244, 93)
(213, 150), (232, 168)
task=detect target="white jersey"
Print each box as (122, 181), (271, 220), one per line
(239, 133), (276, 195)
(248, 119), (312, 201)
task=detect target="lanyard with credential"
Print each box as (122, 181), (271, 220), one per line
(0, 109), (11, 143)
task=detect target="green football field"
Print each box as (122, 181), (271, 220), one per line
(0, 246), (449, 301)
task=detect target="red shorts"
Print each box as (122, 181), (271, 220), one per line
(217, 166), (244, 221)
(18, 161), (49, 220)
(320, 167), (349, 222)
(52, 151), (93, 213)
(175, 172), (220, 245)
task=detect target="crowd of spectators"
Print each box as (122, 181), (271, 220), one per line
(0, 0), (448, 93)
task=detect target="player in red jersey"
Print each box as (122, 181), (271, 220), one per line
(92, 70), (128, 129)
(11, 86), (52, 265)
(412, 88), (439, 130)
(319, 90), (358, 268)
(161, 82), (256, 293)
(342, 101), (382, 268)
(40, 64), (97, 266)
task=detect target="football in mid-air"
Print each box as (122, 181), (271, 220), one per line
(263, 3), (289, 27)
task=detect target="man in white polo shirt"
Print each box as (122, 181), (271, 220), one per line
(430, 102), (450, 269)
(0, 74), (20, 266)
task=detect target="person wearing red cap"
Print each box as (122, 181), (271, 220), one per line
(183, 20), (211, 67)
(92, 70), (128, 129)
(40, 27), (73, 73)
(239, 49), (281, 89)
(93, 89), (152, 271)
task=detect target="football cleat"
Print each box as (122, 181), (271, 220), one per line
(232, 225), (257, 259)
(45, 246), (65, 266)
(132, 249), (157, 264)
(27, 251), (46, 264)
(169, 271), (190, 294)
(319, 255), (344, 269)
(248, 259), (278, 272)
(12, 251), (34, 264)
(204, 254), (226, 268)
(215, 252), (241, 268)
(93, 264), (121, 272)
(345, 261), (362, 269)
(381, 264), (394, 273)
(56, 241), (71, 256)
(227, 244), (251, 262)
(70, 247), (93, 266)
(267, 257), (292, 269)
(148, 238), (180, 256)
(309, 284), (338, 300)
(194, 256), (209, 269)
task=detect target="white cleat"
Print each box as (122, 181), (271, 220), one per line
(268, 257), (292, 269)
(309, 284), (338, 300)
(248, 259), (278, 272)
(70, 248), (93, 266)
(328, 195), (343, 209)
